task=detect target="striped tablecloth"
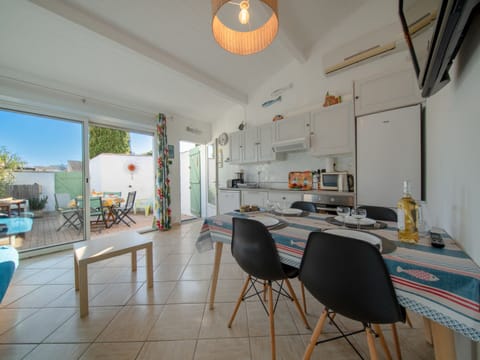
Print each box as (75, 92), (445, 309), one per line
(196, 211), (480, 341)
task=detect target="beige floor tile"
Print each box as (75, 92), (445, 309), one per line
(88, 267), (124, 284)
(148, 303), (204, 340)
(167, 280), (209, 304)
(250, 335), (306, 360)
(199, 302), (248, 339)
(14, 268), (69, 285)
(23, 343), (89, 360)
(47, 284), (107, 307)
(181, 264), (214, 280)
(47, 269), (75, 285)
(97, 305), (163, 342)
(212, 279), (247, 303)
(45, 307), (120, 343)
(6, 284), (71, 308)
(137, 340), (196, 360)
(153, 263), (186, 281)
(0, 308), (75, 343)
(195, 338), (251, 360)
(160, 254), (192, 265)
(90, 283), (142, 306)
(0, 285), (39, 308)
(79, 342), (143, 360)
(0, 344), (37, 360)
(301, 333), (368, 360)
(112, 266), (148, 283)
(189, 251), (215, 265)
(0, 308), (37, 335)
(128, 281), (176, 305)
(218, 263), (245, 279)
(10, 269), (42, 284)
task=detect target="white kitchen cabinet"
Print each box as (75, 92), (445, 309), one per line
(354, 68), (422, 116)
(273, 112), (311, 148)
(310, 102), (354, 156)
(218, 190), (241, 214)
(229, 131), (244, 164)
(242, 190), (268, 208)
(230, 124), (276, 164)
(268, 191), (302, 208)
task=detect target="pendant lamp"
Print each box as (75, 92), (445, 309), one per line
(211, 0), (278, 55)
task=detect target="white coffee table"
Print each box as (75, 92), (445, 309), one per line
(73, 231), (153, 317)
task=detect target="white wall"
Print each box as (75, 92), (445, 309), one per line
(425, 16), (480, 265)
(89, 154), (154, 203)
(13, 171), (56, 212)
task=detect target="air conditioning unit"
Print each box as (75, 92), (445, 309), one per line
(272, 137), (310, 153)
(323, 22), (403, 75)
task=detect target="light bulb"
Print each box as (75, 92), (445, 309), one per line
(238, 1), (250, 25)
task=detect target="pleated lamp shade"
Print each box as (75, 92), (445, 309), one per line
(211, 0), (278, 55)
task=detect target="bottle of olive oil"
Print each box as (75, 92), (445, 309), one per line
(397, 180), (419, 243)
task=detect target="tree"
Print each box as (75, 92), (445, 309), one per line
(0, 147), (25, 198)
(89, 127), (130, 159)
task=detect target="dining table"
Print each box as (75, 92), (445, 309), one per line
(0, 198), (28, 217)
(196, 210), (480, 360)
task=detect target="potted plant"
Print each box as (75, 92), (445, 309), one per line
(28, 195), (48, 218)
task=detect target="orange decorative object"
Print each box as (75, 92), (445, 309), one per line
(323, 92), (342, 107)
(288, 171), (313, 190)
(127, 164), (136, 172)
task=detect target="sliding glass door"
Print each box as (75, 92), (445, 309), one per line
(0, 108), (86, 252)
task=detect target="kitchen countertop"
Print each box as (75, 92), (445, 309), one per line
(218, 187), (355, 196)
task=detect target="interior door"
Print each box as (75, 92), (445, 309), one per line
(189, 147), (201, 217)
(206, 141), (217, 217)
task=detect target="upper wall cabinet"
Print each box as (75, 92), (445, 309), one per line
(272, 113), (311, 152)
(354, 68), (423, 116)
(229, 123), (276, 164)
(310, 102), (354, 156)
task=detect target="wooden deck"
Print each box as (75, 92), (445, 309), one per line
(0, 210), (155, 252)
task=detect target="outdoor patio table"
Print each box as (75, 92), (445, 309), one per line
(0, 198), (28, 217)
(196, 211), (480, 360)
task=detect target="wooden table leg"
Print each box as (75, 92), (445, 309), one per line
(78, 262), (89, 317)
(209, 241), (223, 310)
(74, 256), (79, 291)
(131, 250), (137, 272)
(430, 320), (456, 360)
(423, 317), (433, 345)
(146, 243), (153, 288)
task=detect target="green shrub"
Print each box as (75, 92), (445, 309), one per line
(29, 195), (48, 210)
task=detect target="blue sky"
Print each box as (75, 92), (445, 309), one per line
(0, 110), (152, 167)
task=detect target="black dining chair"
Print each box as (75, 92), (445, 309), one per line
(113, 191), (137, 226)
(228, 217), (310, 360)
(291, 201), (317, 213)
(299, 231), (405, 360)
(357, 205), (397, 222)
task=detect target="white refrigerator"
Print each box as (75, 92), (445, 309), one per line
(356, 104), (422, 208)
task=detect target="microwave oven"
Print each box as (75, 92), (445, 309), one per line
(320, 172), (353, 191)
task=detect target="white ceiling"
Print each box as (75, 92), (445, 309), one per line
(0, 0), (368, 122)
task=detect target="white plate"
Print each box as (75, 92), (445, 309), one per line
(324, 228), (382, 251)
(276, 208), (302, 215)
(251, 216), (280, 227)
(334, 216), (376, 226)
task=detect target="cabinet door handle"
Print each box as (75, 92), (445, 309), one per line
(355, 96), (359, 99)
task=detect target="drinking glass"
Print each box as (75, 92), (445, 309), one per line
(351, 208), (367, 229)
(266, 200), (275, 212)
(336, 206), (350, 228)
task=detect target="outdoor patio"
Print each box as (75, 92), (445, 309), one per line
(0, 210), (155, 252)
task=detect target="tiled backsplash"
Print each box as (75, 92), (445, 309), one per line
(219, 151), (354, 189)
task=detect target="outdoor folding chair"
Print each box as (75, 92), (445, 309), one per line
(55, 193), (79, 231)
(114, 191), (136, 227)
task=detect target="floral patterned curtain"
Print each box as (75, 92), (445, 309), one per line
(153, 113), (171, 231)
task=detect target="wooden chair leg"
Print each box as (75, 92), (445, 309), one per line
(285, 279), (311, 329)
(300, 280), (307, 313)
(373, 324), (392, 360)
(268, 282), (276, 360)
(391, 323), (402, 360)
(405, 312), (413, 328)
(303, 308), (328, 360)
(228, 276), (250, 328)
(366, 326), (379, 360)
